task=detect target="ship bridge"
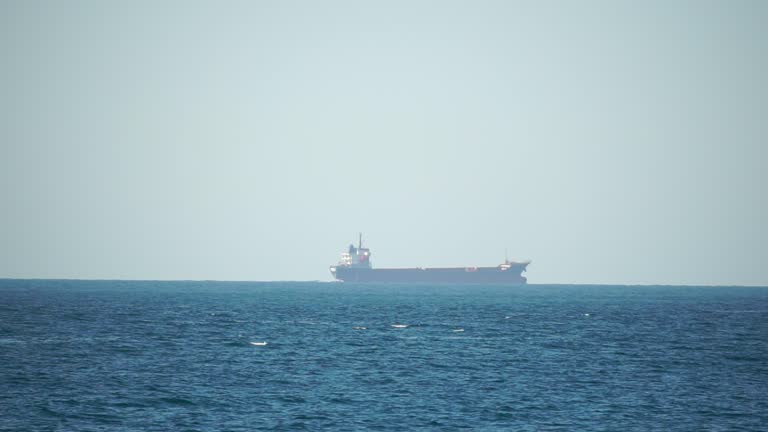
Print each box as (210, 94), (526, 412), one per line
(336, 233), (371, 269)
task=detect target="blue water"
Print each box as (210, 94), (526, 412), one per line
(1, 280), (767, 431)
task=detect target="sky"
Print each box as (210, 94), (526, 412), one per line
(1, 0), (766, 285)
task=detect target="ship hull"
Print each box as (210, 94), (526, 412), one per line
(331, 265), (527, 285)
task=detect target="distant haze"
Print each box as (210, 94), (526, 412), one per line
(1, 1), (766, 285)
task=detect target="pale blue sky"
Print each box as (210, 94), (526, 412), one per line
(1, 1), (766, 284)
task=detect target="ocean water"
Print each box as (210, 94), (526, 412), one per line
(1, 280), (767, 431)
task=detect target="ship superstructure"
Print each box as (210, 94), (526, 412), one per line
(329, 234), (529, 284)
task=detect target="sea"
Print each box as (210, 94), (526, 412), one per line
(1, 280), (766, 431)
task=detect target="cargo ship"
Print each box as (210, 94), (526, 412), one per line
(330, 234), (530, 284)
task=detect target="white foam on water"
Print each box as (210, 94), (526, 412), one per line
(250, 341), (268, 346)
(391, 324), (408, 328)
(453, 328), (465, 332)
(353, 326), (367, 330)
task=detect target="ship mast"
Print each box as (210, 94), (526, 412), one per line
(359, 232), (362, 249)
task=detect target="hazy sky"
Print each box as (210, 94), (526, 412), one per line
(1, 1), (766, 285)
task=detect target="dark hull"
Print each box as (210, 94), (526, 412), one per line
(331, 265), (527, 285)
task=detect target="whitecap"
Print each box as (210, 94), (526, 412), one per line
(391, 324), (408, 328)
(353, 326), (367, 330)
(250, 341), (268, 346)
(453, 328), (465, 332)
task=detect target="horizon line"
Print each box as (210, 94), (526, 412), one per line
(0, 277), (766, 288)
